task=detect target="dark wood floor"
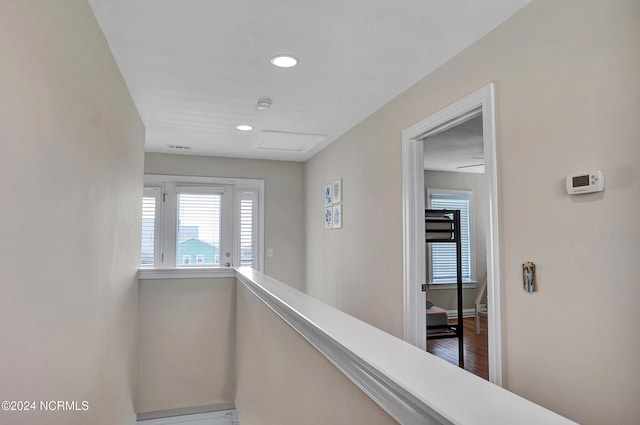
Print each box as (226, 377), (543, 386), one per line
(427, 316), (488, 380)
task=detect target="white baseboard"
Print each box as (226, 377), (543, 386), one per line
(445, 308), (476, 319)
(137, 406), (237, 424)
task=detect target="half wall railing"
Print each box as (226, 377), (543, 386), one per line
(234, 268), (578, 425)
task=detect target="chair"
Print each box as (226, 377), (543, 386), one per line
(474, 274), (488, 334)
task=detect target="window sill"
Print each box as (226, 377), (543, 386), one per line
(427, 281), (477, 290)
(138, 267), (236, 280)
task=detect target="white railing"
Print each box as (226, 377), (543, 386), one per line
(236, 267), (578, 425)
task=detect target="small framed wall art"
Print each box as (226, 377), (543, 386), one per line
(324, 207), (333, 229)
(332, 179), (342, 203)
(324, 184), (333, 206)
(332, 204), (342, 229)
(324, 178), (343, 230)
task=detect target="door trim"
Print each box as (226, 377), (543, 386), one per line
(401, 83), (503, 385)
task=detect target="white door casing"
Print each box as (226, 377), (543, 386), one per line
(401, 83), (503, 386)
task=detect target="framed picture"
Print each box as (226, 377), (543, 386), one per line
(324, 207), (333, 229)
(332, 179), (342, 203)
(324, 184), (332, 206)
(332, 205), (342, 229)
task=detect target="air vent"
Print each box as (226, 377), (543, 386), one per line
(167, 144), (191, 150)
(253, 130), (326, 153)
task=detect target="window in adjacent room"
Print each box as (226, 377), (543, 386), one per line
(427, 189), (474, 284)
(140, 175), (264, 271)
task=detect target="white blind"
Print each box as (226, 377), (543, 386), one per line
(240, 199), (254, 266)
(238, 191), (257, 267)
(430, 192), (471, 283)
(141, 193), (157, 267)
(176, 191), (222, 267)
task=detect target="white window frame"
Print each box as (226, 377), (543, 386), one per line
(426, 188), (475, 285)
(141, 174), (264, 275)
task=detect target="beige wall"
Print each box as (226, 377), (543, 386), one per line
(234, 282), (398, 425)
(145, 153), (306, 289)
(305, 140), (405, 336)
(305, 1), (640, 424)
(424, 170), (487, 310)
(0, 1), (144, 424)
(136, 278), (236, 413)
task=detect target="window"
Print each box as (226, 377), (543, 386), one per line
(175, 188), (223, 267)
(237, 192), (258, 267)
(141, 188), (161, 268)
(427, 189), (474, 284)
(140, 175), (264, 271)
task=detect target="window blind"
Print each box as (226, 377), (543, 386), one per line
(238, 191), (257, 267)
(176, 191), (222, 267)
(430, 193), (471, 283)
(141, 194), (157, 267)
(239, 199), (254, 266)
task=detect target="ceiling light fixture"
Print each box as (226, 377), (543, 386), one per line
(256, 97), (272, 110)
(236, 124), (253, 131)
(270, 54), (298, 68)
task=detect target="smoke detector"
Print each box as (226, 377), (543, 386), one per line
(256, 98), (272, 111)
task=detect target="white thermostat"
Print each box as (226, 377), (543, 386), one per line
(566, 170), (604, 194)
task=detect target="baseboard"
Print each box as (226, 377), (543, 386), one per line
(136, 403), (236, 421)
(445, 308), (476, 319)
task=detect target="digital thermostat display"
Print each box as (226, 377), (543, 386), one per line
(566, 170), (604, 195)
(572, 175), (589, 187)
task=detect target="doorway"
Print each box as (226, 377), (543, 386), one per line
(423, 113), (488, 379)
(401, 84), (503, 385)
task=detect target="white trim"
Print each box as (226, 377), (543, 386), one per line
(416, 106), (482, 140)
(481, 86), (503, 387)
(402, 83), (503, 386)
(236, 268), (577, 425)
(136, 409), (238, 425)
(144, 174), (264, 188)
(136, 404), (236, 421)
(402, 139), (426, 350)
(138, 268), (236, 280)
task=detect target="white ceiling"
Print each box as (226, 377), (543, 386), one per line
(88, 0), (531, 162)
(423, 115), (485, 174)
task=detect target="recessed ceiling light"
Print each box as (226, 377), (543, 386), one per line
(270, 54), (298, 68)
(236, 124), (253, 131)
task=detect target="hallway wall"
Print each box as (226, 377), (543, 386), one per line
(136, 278), (236, 413)
(234, 281), (397, 425)
(0, 1), (145, 423)
(304, 1), (640, 423)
